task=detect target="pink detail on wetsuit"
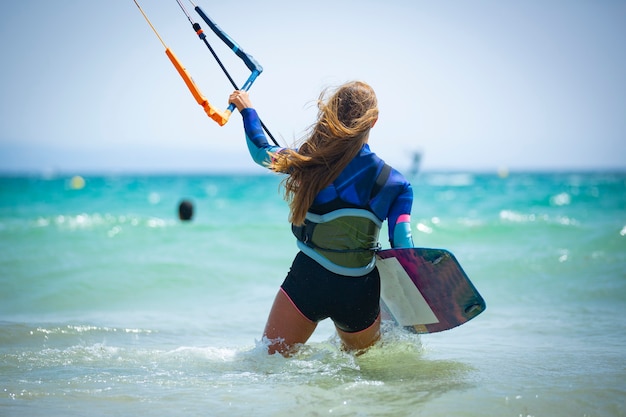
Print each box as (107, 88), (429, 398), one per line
(397, 214), (411, 223)
(269, 150), (285, 164)
(279, 288), (316, 324)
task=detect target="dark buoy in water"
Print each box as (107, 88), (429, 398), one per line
(178, 199), (194, 221)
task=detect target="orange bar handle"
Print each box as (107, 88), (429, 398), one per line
(165, 48), (230, 126)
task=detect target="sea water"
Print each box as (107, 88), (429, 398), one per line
(0, 171), (624, 416)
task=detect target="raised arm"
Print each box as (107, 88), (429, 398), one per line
(229, 90), (283, 167)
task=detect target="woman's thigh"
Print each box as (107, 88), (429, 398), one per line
(263, 288), (317, 356)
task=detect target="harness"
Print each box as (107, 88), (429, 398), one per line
(292, 163), (391, 275)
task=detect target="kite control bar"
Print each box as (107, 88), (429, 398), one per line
(133, 0), (275, 136)
(184, 2), (277, 143)
(132, 0), (230, 125)
(175, 0), (263, 115)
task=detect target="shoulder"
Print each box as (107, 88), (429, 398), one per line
(363, 146), (410, 187)
(388, 165), (410, 186)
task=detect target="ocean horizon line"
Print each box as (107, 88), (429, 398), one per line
(1, 166), (625, 178)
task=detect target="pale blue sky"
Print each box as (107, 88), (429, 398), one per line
(1, 0), (625, 173)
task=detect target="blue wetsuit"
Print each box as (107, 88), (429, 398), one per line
(241, 108), (414, 332)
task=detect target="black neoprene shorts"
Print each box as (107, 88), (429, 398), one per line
(281, 251), (381, 333)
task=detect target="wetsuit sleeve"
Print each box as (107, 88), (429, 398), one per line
(392, 216), (414, 249)
(240, 108), (283, 167)
(370, 167), (414, 248)
(388, 185), (414, 248)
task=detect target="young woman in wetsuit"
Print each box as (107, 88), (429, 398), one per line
(229, 81), (414, 356)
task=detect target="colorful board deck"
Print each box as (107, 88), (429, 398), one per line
(376, 248), (486, 334)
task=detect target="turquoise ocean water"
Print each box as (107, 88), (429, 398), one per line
(1, 171), (624, 416)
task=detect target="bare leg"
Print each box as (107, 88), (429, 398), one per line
(336, 313), (381, 353)
(263, 289), (317, 356)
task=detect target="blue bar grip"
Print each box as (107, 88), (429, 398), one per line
(194, 7), (263, 74)
(226, 70), (261, 112)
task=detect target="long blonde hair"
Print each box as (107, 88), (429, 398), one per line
(271, 81), (379, 225)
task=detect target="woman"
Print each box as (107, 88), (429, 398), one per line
(229, 81), (414, 356)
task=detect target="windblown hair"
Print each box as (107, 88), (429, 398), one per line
(271, 81), (379, 225)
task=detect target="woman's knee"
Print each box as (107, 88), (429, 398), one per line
(336, 313), (381, 353)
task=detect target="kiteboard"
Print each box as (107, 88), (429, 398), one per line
(376, 248), (485, 334)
